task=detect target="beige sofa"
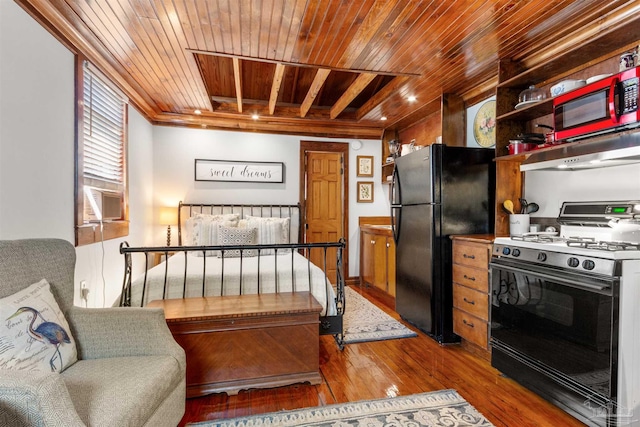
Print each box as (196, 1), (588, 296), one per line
(0, 238), (186, 426)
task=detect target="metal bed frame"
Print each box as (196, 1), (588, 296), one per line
(118, 202), (345, 348)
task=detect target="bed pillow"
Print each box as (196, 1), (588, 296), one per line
(245, 216), (291, 255)
(0, 279), (77, 373)
(185, 213), (240, 256)
(217, 225), (258, 258)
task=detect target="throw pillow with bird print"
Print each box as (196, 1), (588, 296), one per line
(0, 279), (77, 372)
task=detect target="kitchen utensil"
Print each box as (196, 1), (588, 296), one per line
(607, 218), (640, 242)
(514, 100), (539, 110)
(550, 79), (586, 97)
(586, 74), (612, 84)
(518, 85), (546, 103)
(516, 132), (546, 143)
(503, 200), (515, 215)
(620, 51), (637, 71)
(526, 202), (539, 214)
(519, 198), (528, 214)
(509, 214), (530, 236)
(535, 124), (555, 144)
(507, 140), (537, 155)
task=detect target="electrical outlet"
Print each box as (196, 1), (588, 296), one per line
(80, 280), (89, 301)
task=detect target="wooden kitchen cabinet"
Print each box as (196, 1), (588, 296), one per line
(451, 235), (493, 359)
(360, 224), (396, 296)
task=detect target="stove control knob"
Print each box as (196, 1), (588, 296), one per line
(567, 257), (580, 268)
(583, 260), (596, 270)
(537, 252), (547, 262)
(502, 247), (511, 256)
(512, 249), (521, 257)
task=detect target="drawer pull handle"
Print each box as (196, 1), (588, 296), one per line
(463, 274), (476, 281)
(463, 254), (475, 259)
(463, 297), (475, 305)
(463, 319), (474, 328)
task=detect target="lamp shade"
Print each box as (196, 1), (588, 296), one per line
(158, 206), (178, 225)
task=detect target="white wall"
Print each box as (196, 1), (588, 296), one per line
(0, 1), (154, 307)
(524, 164), (640, 217)
(152, 126), (388, 276)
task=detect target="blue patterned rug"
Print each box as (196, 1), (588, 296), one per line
(188, 389), (494, 426)
(343, 286), (417, 344)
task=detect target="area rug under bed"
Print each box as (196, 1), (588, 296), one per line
(187, 389), (494, 426)
(343, 286), (417, 344)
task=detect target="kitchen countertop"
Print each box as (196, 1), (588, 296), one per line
(450, 234), (495, 243)
(360, 224), (393, 236)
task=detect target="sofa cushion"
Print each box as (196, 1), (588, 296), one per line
(0, 279), (77, 372)
(62, 355), (182, 427)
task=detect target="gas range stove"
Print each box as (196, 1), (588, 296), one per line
(493, 200), (640, 276)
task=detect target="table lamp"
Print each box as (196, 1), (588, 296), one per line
(159, 207), (178, 246)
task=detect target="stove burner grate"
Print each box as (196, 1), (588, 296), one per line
(566, 237), (640, 251)
(511, 234), (563, 243)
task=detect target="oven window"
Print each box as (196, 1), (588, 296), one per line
(491, 267), (614, 397)
(556, 90), (608, 130)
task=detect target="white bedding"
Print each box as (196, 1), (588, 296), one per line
(128, 251), (337, 315)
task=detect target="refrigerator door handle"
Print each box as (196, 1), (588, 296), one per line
(390, 165), (401, 243)
(391, 205), (401, 243)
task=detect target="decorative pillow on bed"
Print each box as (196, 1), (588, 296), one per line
(0, 279), (77, 373)
(245, 216), (291, 255)
(186, 213), (240, 256)
(217, 225), (258, 258)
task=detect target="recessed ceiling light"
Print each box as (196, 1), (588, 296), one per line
(194, 109), (202, 115)
(252, 114), (259, 120)
(407, 96), (417, 102)
(381, 116), (387, 121)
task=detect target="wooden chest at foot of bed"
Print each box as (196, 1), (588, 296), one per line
(147, 292), (323, 397)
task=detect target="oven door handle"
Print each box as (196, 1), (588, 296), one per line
(489, 261), (612, 293)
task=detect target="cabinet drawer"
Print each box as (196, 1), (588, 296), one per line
(452, 242), (489, 269)
(452, 264), (488, 292)
(453, 308), (488, 349)
(453, 284), (488, 321)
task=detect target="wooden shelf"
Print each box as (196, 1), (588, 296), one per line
(496, 98), (553, 122)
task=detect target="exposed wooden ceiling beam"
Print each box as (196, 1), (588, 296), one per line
(356, 76), (410, 121)
(300, 68), (331, 118)
(233, 57), (243, 113)
(153, 112), (383, 139)
(269, 63), (286, 115)
(330, 73), (377, 119)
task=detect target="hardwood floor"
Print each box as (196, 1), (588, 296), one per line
(179, 285), (586, 426)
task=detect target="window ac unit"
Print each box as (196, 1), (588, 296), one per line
(84, 187), (123, 221)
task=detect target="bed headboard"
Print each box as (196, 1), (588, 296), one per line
(177, 202), (302, 245)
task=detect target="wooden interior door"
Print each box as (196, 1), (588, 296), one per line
(300, 141), (349, 284)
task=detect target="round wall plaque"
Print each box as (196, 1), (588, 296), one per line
(473, 100), (496, 148)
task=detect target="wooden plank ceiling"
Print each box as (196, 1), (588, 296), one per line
(18, 0), (640, 138)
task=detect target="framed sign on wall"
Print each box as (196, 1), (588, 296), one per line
(357, 181), (374, 203)
(194, 159), (284, 183)
(356, 155), (374, 177)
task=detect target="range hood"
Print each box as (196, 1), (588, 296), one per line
(520, 131), (640, 171)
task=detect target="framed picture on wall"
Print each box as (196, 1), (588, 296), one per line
(356, 155), (374, 177)
(357, 181), (374, 203)
(466, 96), (496, 148)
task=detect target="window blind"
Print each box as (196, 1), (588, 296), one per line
(83, 62), (125, 187)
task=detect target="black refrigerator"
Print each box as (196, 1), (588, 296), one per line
(391, 144), (495, 343)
